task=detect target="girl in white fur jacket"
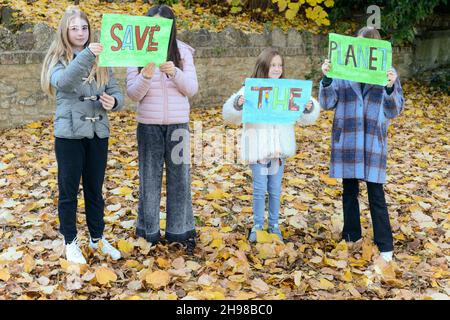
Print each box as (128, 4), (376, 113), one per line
(222, 47), (320, 242)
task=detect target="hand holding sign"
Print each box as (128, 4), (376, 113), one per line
(88, 43), (103, 56)
(386, 68), (397, 88)
(304, 100), (313, 112)
(160, 61), (176, 77)
(321, 59), (331, 76)
(237, 96), (245, 108)
(141, 62), (155, 79)
(100, 92), (115, 110)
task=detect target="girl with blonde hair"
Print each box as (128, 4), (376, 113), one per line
(41, 7), (124, 264)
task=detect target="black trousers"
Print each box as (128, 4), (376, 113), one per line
(342, 179), (394, 252)
(55, 134), (108, 244)
(136, 123), (196, 244)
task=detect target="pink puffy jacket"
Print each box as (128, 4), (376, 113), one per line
(126, 40), (198, 125)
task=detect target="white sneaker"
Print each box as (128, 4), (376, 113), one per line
(89, 237), (121, 260)
(65, 237), (87, 264)
(380, 251), (393, 262)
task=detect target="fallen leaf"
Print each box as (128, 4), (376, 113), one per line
(95, 267), (117, 285)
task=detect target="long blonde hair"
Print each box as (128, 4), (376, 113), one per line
(41, 7), (109, 96)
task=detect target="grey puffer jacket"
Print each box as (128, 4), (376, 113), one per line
(50, 47), (124, 139)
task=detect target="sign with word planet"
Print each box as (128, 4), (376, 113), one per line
(99, 14), (173, 67)
(327, 33), (392, 86)
(242, 78), (312, 124)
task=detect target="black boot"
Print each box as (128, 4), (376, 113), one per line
(183, 238), (196, 256)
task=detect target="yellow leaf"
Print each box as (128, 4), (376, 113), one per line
(124, 260), (141, 269)
(220, 226), (232, 233)
(362, 239), (373, 261)
(205, 189), (230, 200)
(95, 267), (117, 285)
(285, 8), (298, 20)
(228, 274), (246, 283)
(59, 259), (71, 271)
(23, 254), (35, 273)
(192, 180), (204, 187)
(16, 168), (27, 176)
(293, 270), (303, 287)
(0, 268), (10, 281)
(156, 257), (170, 269)
(324, 187), (340, 197)
(3, 153), (15, 161)
(195, 199), (208, 206)
(277, 0), (288, 12)
(241, 207), (253, 213)
(237, 240), (250, 252)
(145, 270), (170, 289)
(118, 239), (134, 254)
(288, 178), (307, 186)
(211, 203), (226, 212)
(125, 295), (142, 300)
(319, 278), (335, 290)
(256, 243), (277, 259)
(48, 167), (58, 174)
(118, 187), (133, 196)
(320, 174), (338, 186)
(26, 122), (42, 129)
(238, 195), (251, 201)
(342, 269), (353, 282)
(210, 238), (223, 249)
(256, 230), (273, 243)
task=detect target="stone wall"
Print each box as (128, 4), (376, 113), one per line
(0, 23), (447, 129)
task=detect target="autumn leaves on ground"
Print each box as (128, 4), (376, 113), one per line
(0, 80), (449, 300)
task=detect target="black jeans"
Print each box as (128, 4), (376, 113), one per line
(136, 123), (196, 244)
(55, 134), (108, 244)
(342, 179), (394, 252)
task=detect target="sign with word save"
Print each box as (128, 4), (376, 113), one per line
(327, 33), (392, 86)
(99, 14), (173, 67)
(242, 78), (312, 124)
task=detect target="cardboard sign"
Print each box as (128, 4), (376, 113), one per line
(242, 78), (312, 124)
(99, 14), (173, 67)
(327, 33), (392, 86)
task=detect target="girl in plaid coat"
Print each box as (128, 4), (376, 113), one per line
(319, 27), (405, 262)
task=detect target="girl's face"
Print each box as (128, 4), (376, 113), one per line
(68, 16), (89, 51)
(268, 55), (283, 79)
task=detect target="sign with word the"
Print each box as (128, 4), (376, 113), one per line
(242, 78), (312, 124)
(99, 14), (173, 67)
(327, 33), (392, 86)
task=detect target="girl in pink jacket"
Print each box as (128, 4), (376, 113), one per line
(126, 5), (198, 254)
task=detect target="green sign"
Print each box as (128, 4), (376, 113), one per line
(99, 14), (173, 67)
(327, 33), (392, 86)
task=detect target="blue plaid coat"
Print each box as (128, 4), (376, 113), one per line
(319, 77), (404, 183)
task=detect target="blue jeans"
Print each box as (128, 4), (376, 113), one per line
(250, 159), (285, 227)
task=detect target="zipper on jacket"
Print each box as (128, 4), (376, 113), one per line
(162, 72), (168, 124)
(88, 79), (95, 137)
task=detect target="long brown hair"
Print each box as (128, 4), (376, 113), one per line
(250, 47), (284, 79)
(41, 7), (109, 96)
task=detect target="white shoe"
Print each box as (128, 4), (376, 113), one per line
(380, 251), (393, 262)
(89, 237), (121, 260)
(65, 237), (87, 264)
